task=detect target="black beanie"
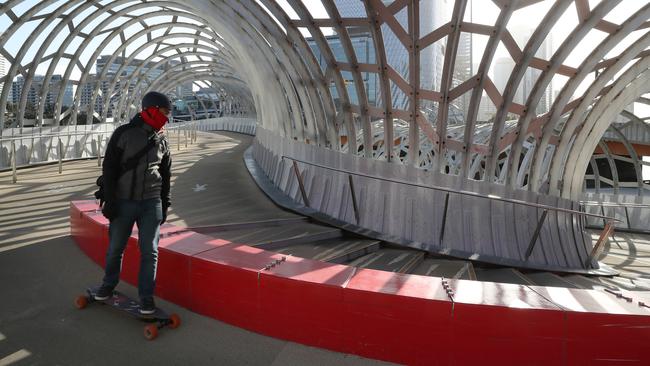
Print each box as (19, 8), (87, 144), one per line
(142, 91), (171, 110)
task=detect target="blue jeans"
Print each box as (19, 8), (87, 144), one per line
(102, 198), (162, 300)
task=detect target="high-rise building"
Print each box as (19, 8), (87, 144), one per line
(377, 0), (447, 111)
(175, 81), (193, 98)
(10, 76), (23, 105)
(494, 57), (517, 101)
(96, 55), (166, 79)
(78, 75), (99, 110)
(74, 56), (178, 117)
(88, 55), (175, 117)
(308, 0), (448, 115)
(62, 81), (73, 107)
(454, 32), (473, 121)
(495, 26), (553, 115)
(308, 29), (379, 108)
(477, 94), (497, 122)
(11, 75), (42, 106)
(9, 74), (68, 119)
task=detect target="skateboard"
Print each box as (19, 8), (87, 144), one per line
(75, 286), (181, 340)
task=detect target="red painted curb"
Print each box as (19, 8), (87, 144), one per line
(70, 201), (650, 365)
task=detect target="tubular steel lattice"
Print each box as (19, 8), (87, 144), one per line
(3, 1), (648, 197)
(2, 0), (650, 270)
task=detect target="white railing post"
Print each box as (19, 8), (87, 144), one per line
(58, 138), (63, 174)
(97, 134), (102, 167)
(27, 137), (34, 164)
(11, 141), (17, 183)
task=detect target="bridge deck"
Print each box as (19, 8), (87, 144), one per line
(2, 130), (649, 365)
(0, 131), (393, 365)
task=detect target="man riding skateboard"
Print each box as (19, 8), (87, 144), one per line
(95, 91), (172, 314)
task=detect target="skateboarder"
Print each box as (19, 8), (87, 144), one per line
(95, 91), (172, 314)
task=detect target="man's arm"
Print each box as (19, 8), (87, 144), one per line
(160, 138), (172, 223)
(101, 128), (125, 218)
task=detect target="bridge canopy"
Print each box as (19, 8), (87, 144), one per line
(2, 0), (649, 199)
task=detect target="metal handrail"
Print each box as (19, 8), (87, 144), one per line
(580, 201), (650, 208)
(281, 156), (621, 223)
(1, 121), (199, 179)
(2, 117), (251, 175)
(0, 120), (197, 142)
(0, 129), (115, 142)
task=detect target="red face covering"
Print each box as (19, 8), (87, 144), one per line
(140, 106), (169, 131)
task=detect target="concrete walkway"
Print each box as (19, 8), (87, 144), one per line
(0, 131), (394, 365)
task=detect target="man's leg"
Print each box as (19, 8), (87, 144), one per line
(135, 198), (162, 302)
(101, 199), (137, 291)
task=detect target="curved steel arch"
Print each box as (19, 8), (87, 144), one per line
(187, 0), (310, 141)
(548, 34), (650, 197)
(42, 1), (195, 126)
(98, 45), (229, 123)
(4, 1), (159, 127)
(0, 0), (90, 132)
(152, 69), (251, 101)
(244, 1), (327, 144)
(274, 0), (355, 149)
(460, 1), (516, 181)
(134, 68), (250, 118)
(2, 0), (650, 272)
(85, 24), (234, 122)
(563, 57), (650, 199)
(226, 0), (335, 146)
(67, 5), (231, 126)
(256, 0), (338, 147)
(603, 124), (644, 194)
(155, 72), (254, 116)
(8, 0), (92, 129)
(499, 1), (611, 187)
(123, 59), (243, 116)
(3, 0), (650, 189)
(51, 1), (235, 128)
(93, 42), (234, 123)
(594, 140), (620, 193)
(532, 4), (650, 194)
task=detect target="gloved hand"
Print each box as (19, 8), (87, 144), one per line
(161, 202), (169, 224)
(102, 200), (117, 221)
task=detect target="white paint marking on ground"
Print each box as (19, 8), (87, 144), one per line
(388, 253), (409, 265)
(425, 264), (440, 276)
(314, 242), (349, 261)
(192, 184), (207, 192)
(0, 349), (31, 366)
(351, 252), (385, 268)
(47, 184), (68, 194)
(453, 264), (468, 279)
(0, 333), (5, 341)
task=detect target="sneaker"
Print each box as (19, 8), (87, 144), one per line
(94, 286), (113, 301)
(139, 297), (156, 315)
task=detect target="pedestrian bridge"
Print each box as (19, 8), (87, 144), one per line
(1, 1), (650, 364)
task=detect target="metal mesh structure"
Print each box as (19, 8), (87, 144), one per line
(0, 0), (254, 131)
(1, 1), (649, 196)
(1, 0), (650, 270)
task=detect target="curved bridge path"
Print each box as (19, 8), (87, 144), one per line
(0, 131), (392, 365)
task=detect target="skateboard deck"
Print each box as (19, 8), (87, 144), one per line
(75, 286), (180, 340)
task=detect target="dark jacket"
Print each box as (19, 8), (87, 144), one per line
(102, 113), (171, 207)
